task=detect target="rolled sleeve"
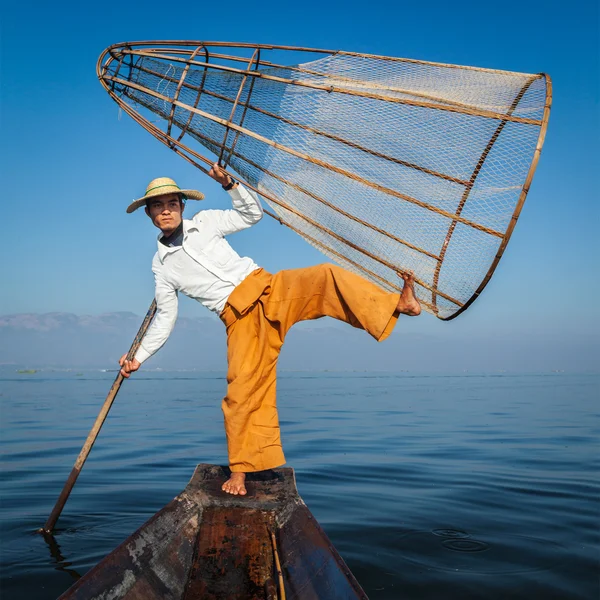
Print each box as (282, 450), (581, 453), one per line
(215, 184), (263, 236)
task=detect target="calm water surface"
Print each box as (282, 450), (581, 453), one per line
(0, 371), (598, 599)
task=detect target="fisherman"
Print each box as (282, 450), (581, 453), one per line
(119, 164), (421, 495)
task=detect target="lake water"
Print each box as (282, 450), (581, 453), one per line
(0, 370), (598, 599)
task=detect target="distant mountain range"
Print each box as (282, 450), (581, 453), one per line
(0, 312), (597, 373)
(0, 312), (225, 370)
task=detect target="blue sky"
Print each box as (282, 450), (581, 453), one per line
(1, 0), (598, 344)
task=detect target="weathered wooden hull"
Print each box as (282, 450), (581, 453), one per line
(59, 464), (368, 599)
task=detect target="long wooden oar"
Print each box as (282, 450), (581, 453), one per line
(41, 300), (157, 534)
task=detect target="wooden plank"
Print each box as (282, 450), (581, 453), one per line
(183, 507), (276, 600)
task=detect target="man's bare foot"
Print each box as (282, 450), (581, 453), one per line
(396, 271), (422, 316)
(222, 472), (247, 495)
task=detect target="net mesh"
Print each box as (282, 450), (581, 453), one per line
(98, 43), (550, 319)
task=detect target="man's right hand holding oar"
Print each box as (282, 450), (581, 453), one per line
(119, 355), (141, 378)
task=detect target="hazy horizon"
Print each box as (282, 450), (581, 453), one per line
(2, 310), (597, 374)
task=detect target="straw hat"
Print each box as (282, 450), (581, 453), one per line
(127, 177), (205, 213)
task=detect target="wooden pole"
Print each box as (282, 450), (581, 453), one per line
(41, 300), (157, 534)
(270, 530), (286, 600)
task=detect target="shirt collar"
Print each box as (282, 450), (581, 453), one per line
(156, 219), (200, 263)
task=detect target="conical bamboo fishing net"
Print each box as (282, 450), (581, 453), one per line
(97, 42), (551, 320)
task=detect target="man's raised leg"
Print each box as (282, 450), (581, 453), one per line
(264, 263), (420, 341)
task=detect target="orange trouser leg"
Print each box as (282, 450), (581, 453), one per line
(222, 300), (285, 473)
(265, 263), (400, 340)
(222, 264), (400, 473)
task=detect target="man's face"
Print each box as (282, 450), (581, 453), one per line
(145, 193), (183, 235)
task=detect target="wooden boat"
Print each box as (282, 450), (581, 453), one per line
(59, 464), (368, 599)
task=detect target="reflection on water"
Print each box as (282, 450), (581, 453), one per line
(0, 371), (598, 599)
(41, 533), (82, 582)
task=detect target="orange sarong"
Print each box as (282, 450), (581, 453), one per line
(219, 263), (400, 472)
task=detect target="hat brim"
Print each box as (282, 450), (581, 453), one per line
(126, 189), (205, 214)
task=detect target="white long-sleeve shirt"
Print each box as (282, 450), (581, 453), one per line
(135, 184), (263, 364)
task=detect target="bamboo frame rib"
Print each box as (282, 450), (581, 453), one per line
(217, 48), (260, 165)
(197, 127), (439, 259)
(177, 50), (520, 114)
(223, 49), (260, 167)
(105, 73), (503, 238)
(166, 44), (206, 139)
(443, 75), (553, 320)
(101, 40), (540, 76)
(226, 148), (442, 261)
(205, 89), (470, 186)
(431, 75), (538, 313)
(129, 60), (470, 186)
(177, 46), (210, 143)
(106, 47), (130, 87)
(114, 49), (543, 126)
